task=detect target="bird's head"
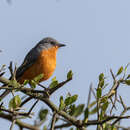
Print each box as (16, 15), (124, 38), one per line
(37, 37), (66, 50)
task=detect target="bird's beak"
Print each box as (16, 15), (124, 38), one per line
(57, 43), (66, 48)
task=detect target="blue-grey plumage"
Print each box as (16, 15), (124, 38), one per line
(0, 37), (66, 100)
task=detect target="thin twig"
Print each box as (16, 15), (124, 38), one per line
(0, 108), (32, 117)
(0, 113), (40, 130)
(110, 93), (117, 115)
(50, 112), (58, 130)
(10, 119), (16, 130)
(27, 100), (39, 115)
(38, 83), (46, 89)
(119, 95), (127, 110)
(20, 97), (33, 107)
(48, 78), (72, 95)
(110, 69), (116, 81)
(8, 61), (13, 78)
(87, 83), (92, 107)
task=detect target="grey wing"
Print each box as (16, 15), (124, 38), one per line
(0, 45), (41, 100)
(16, 47), (40, 80)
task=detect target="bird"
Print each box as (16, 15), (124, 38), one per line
(0, 37), (66, 99)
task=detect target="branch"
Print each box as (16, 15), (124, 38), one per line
(48, 78), (72, 95)
(20, 97), (33, 107)
(0, 113), (40, 130)
(85, 116), (130, 126)
(50, 112), (58, 130)
(55, 123), (72, 129)
(10, 120), (16, 130)
(1, 76), (130, 129)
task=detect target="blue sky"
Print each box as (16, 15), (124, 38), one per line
(0, 0), (130, 129)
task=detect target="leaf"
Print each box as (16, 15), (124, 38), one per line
(49, 80), (58, 89)
(30, 80), (37, 88)
(29, 74), (44, 88)
(101, 101), (109, 114)
(9, 95), (21, 110)
(39, 109), (48, 121)
(84, 107), (89, 122)
(116, 66), (123, 76)
(100, 96), (108, 103)
(65, 95), (78, 106)
(59, 96), (65, 110)
(8, 79), (19, 88)
(34, 74), (44, 83)
(125, 80), (130, 85)
(23, 80), (29, 85)
(99, 73), (104, 81)
(88, 101), (96, 108)
(124, 63), (130, 73)
(89, 106), (97, 115)
(52, 76), (56, 81)
(69, 104), (76, 116)
(0, 64), (6, 72)
(126, 74), (130, 79)
(99, 79), (104, 88)
(72, 104), (84, 117)
(97, 87), (102, 99)
(67, 70), (73, 80)
(99, 73), (104, 88)
(43, 125), (47, 130)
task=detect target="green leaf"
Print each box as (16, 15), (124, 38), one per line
(69, 104), (76, 116)
(29, 74), (44, 88)
(97, 87), (102, 99)
(101, 101), (109, 114)
(23, 80), (29, 85)
(30, 80), (37, 88)
(52, 76), (56, 81)
(125, 80), (130, 85)
(89, 106), (97, 115)
(100, 96), (108, 103)
(98, 73), (104, 88)
(111, 125), (117, 130)
(59, 96), (65, 110)
(88, 101), (96, 108)
(84, 107), (89, 122)
(34, 74), (44, 83)
(67, 70), (73, 80)
(124, 63), (130, 73)
(49, 80), (58, 89)
(99, 73), (104, 81)
(126, 74), (130, 79)
(43, 125), (47, 130)
(9, 95), (21, 110)
(8, 79), (19, 88)
(73, 104), (84, 117)
(116, 66), (123, 76)
(65, 95), (78, 106)
(99, 79), (104, 88)
(39, 109), (48, 121)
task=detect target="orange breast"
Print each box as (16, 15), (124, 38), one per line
(18, 47), (58, 84)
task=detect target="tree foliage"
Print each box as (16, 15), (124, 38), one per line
(0, 62), (130, 130)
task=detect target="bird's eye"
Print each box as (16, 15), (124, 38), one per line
(50, 41), (55, 45)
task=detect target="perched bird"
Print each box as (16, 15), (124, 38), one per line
(0, 37), (66, 99)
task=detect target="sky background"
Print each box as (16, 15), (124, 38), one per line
(0, 0), (130, 129)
